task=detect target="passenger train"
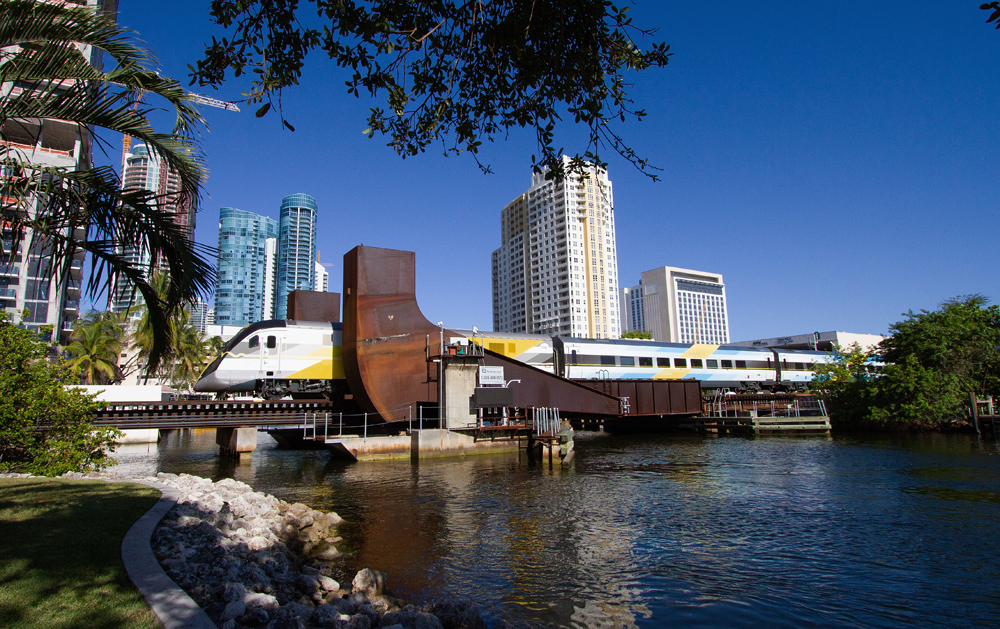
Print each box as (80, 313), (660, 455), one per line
(195, 320), (345, 399)
(195, 321), (833, 398)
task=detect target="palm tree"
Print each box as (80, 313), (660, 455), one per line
(65, 314), (122, 384)
(169, 316), (209, 394)
(1, 0), (215, 374)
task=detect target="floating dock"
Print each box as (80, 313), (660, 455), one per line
(688, 393), (831, 435)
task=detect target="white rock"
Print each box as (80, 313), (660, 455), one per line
(244, 592), (279, 610)
(318, 575), (339, 592)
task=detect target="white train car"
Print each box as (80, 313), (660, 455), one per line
(555, 337), (831, 392)
(195, 320), (344, 398)
(454, 329), (557, 373)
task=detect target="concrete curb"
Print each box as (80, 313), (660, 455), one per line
(116, 479), (218, 629)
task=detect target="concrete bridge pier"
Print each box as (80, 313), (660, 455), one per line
(216, 427), (257, 462)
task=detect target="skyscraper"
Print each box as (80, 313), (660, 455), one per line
(314, 258), (329, 293)
(214, 208), (279, 326)
(1, 0), (116, 342)
(275, 193), (317, 320)
(492, 158), (621, 338)
(620, 266), (730, 344)
(108, 142), (196, 313)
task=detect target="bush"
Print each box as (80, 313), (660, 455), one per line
(0, 317), (120, 475)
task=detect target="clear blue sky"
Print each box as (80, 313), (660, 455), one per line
(97, 1), (999, 340)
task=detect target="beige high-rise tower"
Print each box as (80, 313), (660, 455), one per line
(492, 157), (621, 339)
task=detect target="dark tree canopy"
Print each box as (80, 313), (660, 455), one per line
(811, 295), (1000, 430)
(983, 2), (1000, 29)
(191, 0), (671, 179)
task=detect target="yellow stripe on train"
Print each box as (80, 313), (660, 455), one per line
(472, 336), (545, 359)
(287, 358), (344, 380)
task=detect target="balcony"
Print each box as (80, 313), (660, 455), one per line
(0, 264), (18, 277)
(63, 299), (80, 316)
(0, 287), (15, 299)
(69, 260), (83, 279)
(65, 279), (81, 298)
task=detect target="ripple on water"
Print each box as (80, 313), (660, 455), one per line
(109, 430), (1000, 628)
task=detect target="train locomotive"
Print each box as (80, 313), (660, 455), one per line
(196, 321), (833, 398)
(195, 320), (345, 399)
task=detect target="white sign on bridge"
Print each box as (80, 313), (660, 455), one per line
(479, 366), (505, 386)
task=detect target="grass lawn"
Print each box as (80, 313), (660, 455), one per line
(0, 478), (162, 629)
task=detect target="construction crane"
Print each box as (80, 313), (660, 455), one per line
(121, 91), (240, 173)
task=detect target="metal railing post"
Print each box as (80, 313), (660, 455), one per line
(364, 412), (367, 441)
(339, 412), (343, 437)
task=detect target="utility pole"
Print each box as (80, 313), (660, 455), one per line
(438, 322), (444, 428)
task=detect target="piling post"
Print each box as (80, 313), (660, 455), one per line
(971, 392), (981, 437)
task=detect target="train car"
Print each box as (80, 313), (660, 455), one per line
(554, 337), (831, 392)
(454, 329), (558, 373)
(770, 348), (833, 390)
(195, 320), (345, 398)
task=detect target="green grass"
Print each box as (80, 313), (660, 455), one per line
(0, 478), (161, 629)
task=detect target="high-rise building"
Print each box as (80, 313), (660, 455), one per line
(187, 298), (211, 333)
(620, 266), (730, 344)
(262, 237), (278, 320)
(275, 193), (317, 320)
(108, 142), (196, 313)
(1, 0), (116, 342)
(214, 208), (279, 326)
(492, 158), (620, 338)
(314, 259), (329, 293)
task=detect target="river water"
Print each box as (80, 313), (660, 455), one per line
(111, 430), (1000, 628)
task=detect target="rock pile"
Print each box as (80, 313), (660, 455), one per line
(145, 472), (486, 629)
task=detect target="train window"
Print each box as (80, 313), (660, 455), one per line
(707, 359), (718, 369)
(690, 359), (703, 368)
(621, 356), (635, 366)
(639, 357), (653, 367)
(571, 350), (578, 364)
(796, 362), (804, 371)
(674, 358), (687, 368)
(600, 356), (615, 365)
(735, 360), (747, 369)
(721, 360), (733, 369)
(248, 336), (259, 349)
(657, 357), (670, 367)
(266, 336), (277, 349)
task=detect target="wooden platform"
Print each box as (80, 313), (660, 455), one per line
(681, 415), (831, 434)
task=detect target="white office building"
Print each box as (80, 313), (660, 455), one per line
(620, 266), (730, 344)
(492, 157), (621, 338)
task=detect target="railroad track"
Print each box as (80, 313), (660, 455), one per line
(91, 399), (339, 430)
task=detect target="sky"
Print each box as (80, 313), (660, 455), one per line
(94, 1), (1000, 341)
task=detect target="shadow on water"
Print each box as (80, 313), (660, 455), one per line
(110, 429), (1000, 628)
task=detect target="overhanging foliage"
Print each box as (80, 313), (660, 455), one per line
(191, 0), (671, 179)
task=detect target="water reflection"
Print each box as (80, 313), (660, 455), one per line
(109, 430), (1000, 628)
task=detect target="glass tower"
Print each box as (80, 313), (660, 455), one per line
(275, 193), (317, 320)
(214, 208), (279, 326)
